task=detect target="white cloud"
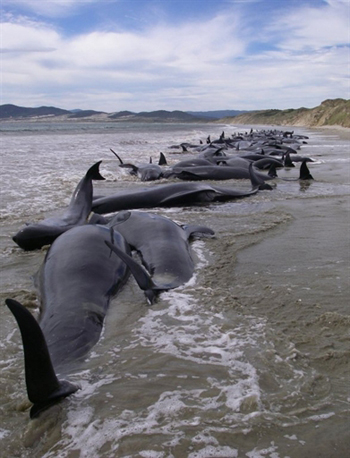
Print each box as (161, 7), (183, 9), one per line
(1, 1), (348, 111)
(56, 13), (245, 72)
(1, 21), (60, 52)
(265, 1), (349, 51)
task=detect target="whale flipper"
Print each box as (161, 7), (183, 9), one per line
(110, 148), (124, 165)
(249, 163), (273, 190)
(183, 225), (215, 239)
(118, 163), (139, 174)
(5, 299), (79, 418)
(105, 240), (159, 304)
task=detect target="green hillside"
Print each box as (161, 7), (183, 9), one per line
(222, 99), (350, 128)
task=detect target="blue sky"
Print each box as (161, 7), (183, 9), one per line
(1, 0), (349, 112)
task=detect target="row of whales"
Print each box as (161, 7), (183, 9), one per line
(5, 128), (314, 418)
(110, 128), (312, 183)
(91, 160), (276, 215)
(6, 163), (216, 416)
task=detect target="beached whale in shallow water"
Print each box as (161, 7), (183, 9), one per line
(111, 149), (166, 181)
(6, 222), (134, 418)
(92, 163), (272, 214)
(280, 160), (314, 180)
(283, 152), (314, 167)
(170, 163), (277, 182)
(12, 161), (105, 250)
(106, 211), (214, 303)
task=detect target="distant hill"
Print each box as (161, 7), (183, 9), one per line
(108, 110), (136, 119)
(187, 110), (248, 119)
(0, 104), (70, 119)
(68, 109), (107, 118)
(1, 100), (348, 127)
(222, 99), (350, 128)
(130, 110), (209, 122)
(0, 105), (211, 123)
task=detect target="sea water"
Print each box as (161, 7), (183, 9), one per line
(0, 121), (349, 457)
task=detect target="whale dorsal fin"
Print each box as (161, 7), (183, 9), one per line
(158, 152), (167, 165)
(86, 161), (105, 180)
(299, 160), (314, 180)
(283, 152), (295, 168)
(5, 299), (78, 418)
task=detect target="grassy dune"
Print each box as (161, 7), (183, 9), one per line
(222, 99), (350, 128)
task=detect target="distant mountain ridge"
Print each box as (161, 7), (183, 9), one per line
(0, 104), (248, 123)
(222, 99), (350, 128)
(0, 100), (348, 127)
(0, 104), (217, 123)
(187, 110), (248, 119)
(0, 104), (70, 119)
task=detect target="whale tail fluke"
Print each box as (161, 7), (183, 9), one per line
(5, 299), (79, 418)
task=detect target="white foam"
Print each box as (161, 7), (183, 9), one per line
(188, 445), (238, 457)
(42, 398), (186, 457)
(0, 429), (10, 440)
(308, 412), (335, 421)
(246, 442), (281, 458)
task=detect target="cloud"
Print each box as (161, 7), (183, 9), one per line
(62, 13), (245, 72)
(1, 1), (348, 111)
(264, 0), (348, 50)
(1, 20), (60, 53)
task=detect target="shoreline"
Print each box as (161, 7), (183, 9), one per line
(1, 117), (349, 130)
(313, 124), (350, 140)
(221, 121), (350, 139)
(1, 117), (349, 139)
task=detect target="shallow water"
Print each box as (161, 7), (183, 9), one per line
(0, 122), (349, 457)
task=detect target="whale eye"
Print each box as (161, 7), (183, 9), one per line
(88, 310), (104, 326)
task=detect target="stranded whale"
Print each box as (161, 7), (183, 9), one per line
(111, 149), (166, 181)
(6, 222), (135, 418)
(12, 161), (105, 250)
(92, 163), (272, 214)
(106, 211), (214, 303)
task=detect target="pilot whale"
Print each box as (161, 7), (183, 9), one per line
(170, 163), (277, 182)
(5, 222), (135, 418)
(111, 149), (166, 181)
(12, 161), (105, 250)
(106, 211), (214, 303)
(92, 163), (271, 215)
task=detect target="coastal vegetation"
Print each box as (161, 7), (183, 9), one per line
(222, 98), (350, 128)
(0, 99), (348, 128)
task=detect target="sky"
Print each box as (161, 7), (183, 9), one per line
(1, 0), (349, 112)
